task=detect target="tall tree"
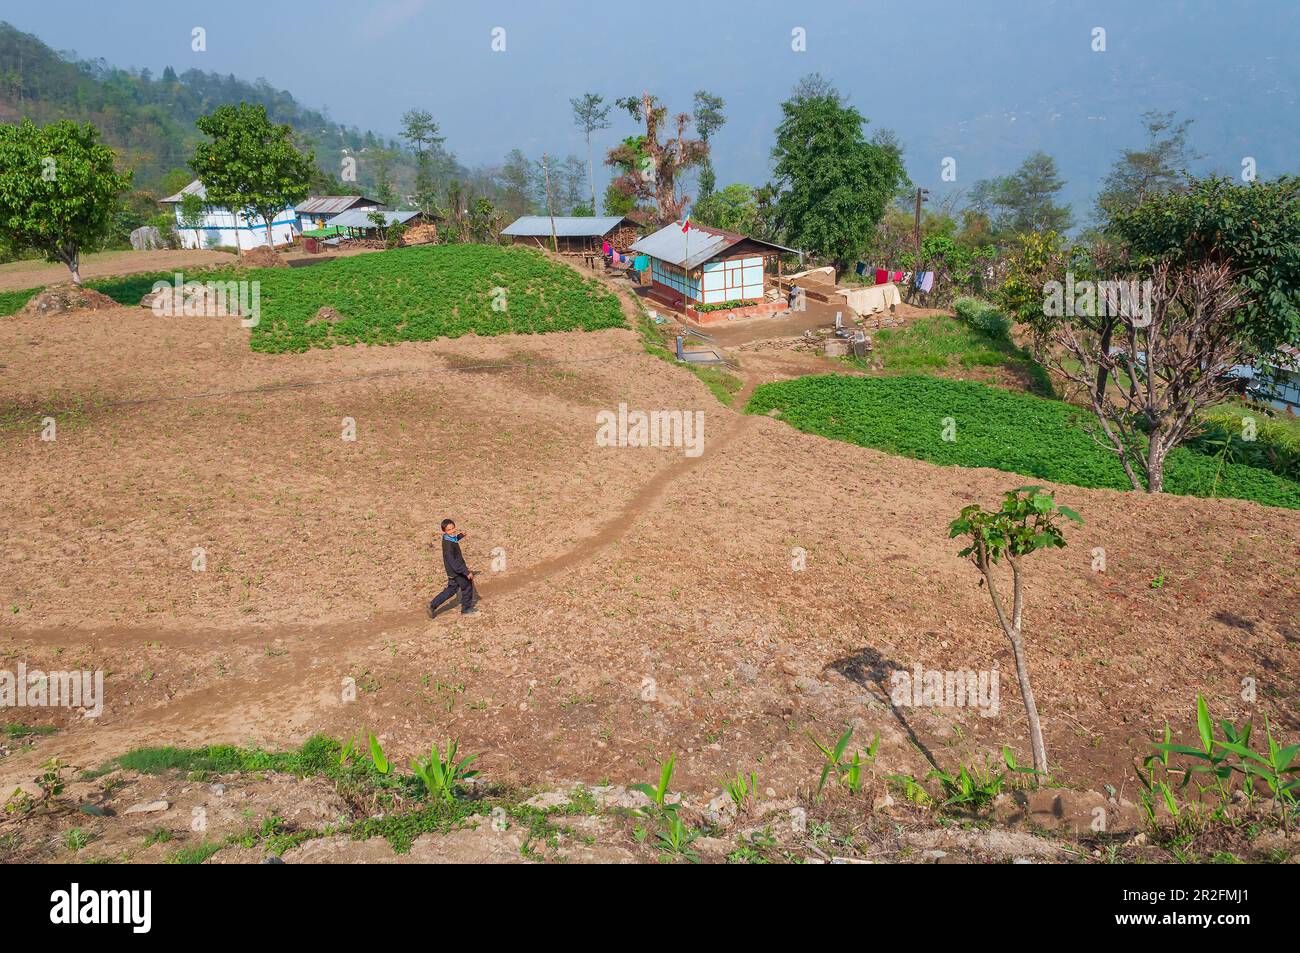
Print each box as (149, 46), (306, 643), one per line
(606, 92), (707, 225)
(369, 147), (398, 206)
(972, 151), (1073, 236)
(1095, 111), (1198, 222)
(0, 118), (131, 284)
(769, 77), (907, 274)
(400, 108), (446, 218)
(570, 92), (612, 215)
(692, 89), (726, 199)
(496, 149), (537, 218)
(190, 102), (314, 248)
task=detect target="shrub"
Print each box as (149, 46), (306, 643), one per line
(952, 296), (1010, 338)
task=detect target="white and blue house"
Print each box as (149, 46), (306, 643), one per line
(160, 180), (300, 250)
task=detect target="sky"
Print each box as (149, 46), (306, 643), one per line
(7, 0), (1299, 217)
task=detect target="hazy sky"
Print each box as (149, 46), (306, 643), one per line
(8, 0), (1299, 215)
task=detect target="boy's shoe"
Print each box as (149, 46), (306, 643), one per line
(460, 606), (479, 616)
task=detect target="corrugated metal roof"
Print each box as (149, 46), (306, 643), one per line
(501, 216), (627, 237)
(295, 195), (379, 215)
(631, 223), (799, 269)
(629, 223), (733, 269)
(160, 179), (205, 203)
(329, 209), (420, 228)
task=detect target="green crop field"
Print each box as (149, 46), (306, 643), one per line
(746, 374), (1300, 509)
(2, 245), (626, 351)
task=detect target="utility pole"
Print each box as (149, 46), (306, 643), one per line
(542, 152), (559, 253)
(911, 187), (929, 300)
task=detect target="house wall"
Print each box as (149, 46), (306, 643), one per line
(173, 205), (298, 250)
(651, 258), (701, 302)
(700, 255), (764, 304)
(1258, 366), (1300, 413)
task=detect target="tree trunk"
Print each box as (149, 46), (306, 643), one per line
(587, 134), (596, 214)
(1146, 438), (1166, 493)
(60, 245), (82, 286)
(1007, 626), (1048, 775)
(982, 558), (1049, 776)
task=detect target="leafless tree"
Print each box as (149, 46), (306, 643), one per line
(1034, 260), (1248, 492)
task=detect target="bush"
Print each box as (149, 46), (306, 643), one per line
(952, 297), (1010, 338)
(693, 298), (752, 313)
(746, 374), (1300, 509)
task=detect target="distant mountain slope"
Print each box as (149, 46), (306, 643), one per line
(0, 20), (418, 194)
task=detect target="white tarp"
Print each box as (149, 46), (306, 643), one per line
(837, 282), (901, 316)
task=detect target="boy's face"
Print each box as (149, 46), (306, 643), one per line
(444, 523), (456, 536)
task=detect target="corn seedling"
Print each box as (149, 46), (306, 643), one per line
(655, 811), (699, 863)
(367, 733), (390, 775)
(410, 738), (479, 804)
(631, 754), (678, 813)
(723, 770), (758, 813)
(808, 728), (879, 796)
(928, 756), (1006, 811)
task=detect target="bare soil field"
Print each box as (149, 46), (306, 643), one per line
(0, 249), (238, 292)
(1, 292), (1297, 863)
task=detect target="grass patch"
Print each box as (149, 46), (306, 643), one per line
(0, 287), (39, 316)
(3, 723), (56, 738)
(691, 365), (743, 406)
(108, 736), (340, 777)
(856, 307), (1053, 396)
(632, 301), (740, 406)
(746, 374), (1300, 509)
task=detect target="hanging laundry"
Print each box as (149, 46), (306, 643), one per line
(875, 268), (888, 285)
(916, 271), (935, 293)
(601, 241), (611, 255)
(855, 261), (867, 277)
(890, 270), (906, 283)
(633, 255), (649, 271)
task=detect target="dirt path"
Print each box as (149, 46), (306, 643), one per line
(0, 379), (761, 787)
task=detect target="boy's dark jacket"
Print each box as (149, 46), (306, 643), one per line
(441, 534), (470, 580)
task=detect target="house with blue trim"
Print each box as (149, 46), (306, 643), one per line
(160, 179), (299, 251)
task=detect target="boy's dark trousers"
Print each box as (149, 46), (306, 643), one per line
(430, 574), (475, 615)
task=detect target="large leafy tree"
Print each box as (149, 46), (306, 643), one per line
(769, 78), (906, 275)
(0, 118), (131, 284)
(570, 92), (612, 215)
(692, 183), (760, 235)
(971, 151), (1073, 236)
(1108, 175), (1300, 354)
(190, 103), (314, 248)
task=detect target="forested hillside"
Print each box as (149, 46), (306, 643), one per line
(0, 20), (424, 196)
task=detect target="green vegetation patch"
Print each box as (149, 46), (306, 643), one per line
(241, 244), (623, 352)
(3, 246), (626, 355)
(858, 301), (1052, 396)
(746, 374), (1300, 509)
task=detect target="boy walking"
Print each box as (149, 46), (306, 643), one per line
(429, 518), (478, 617)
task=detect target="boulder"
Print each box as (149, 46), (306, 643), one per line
(129, 225), (164, 250)
(21, 284), (119, 316)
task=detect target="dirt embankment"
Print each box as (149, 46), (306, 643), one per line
(0, 294), (1296, 862)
